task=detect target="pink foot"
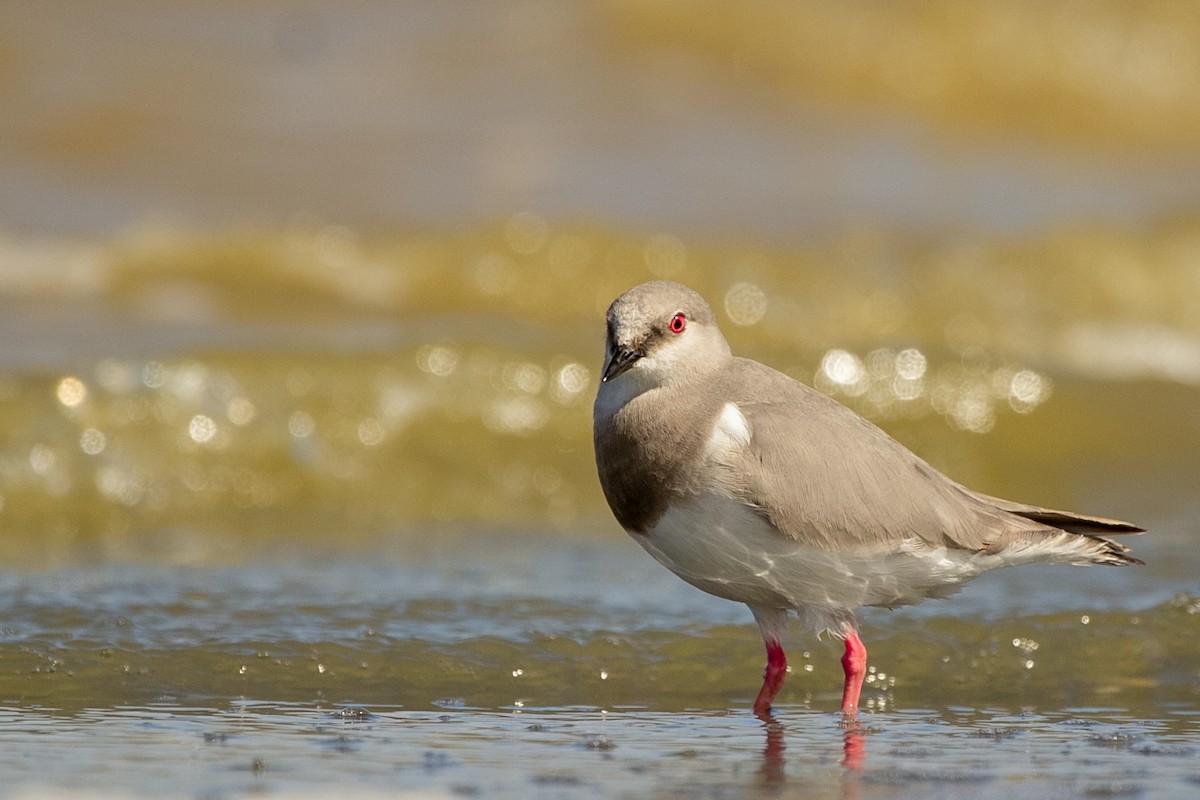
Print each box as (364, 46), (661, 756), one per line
(753, 638), (788, 719)
(839, 630), (867, 716)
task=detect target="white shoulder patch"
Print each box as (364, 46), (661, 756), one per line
(706, 401), (751, 457)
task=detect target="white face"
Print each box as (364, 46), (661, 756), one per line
(621, 326), (703, 385)
(595, 309), (731, 417)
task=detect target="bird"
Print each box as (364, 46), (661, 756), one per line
(592, 280), (1144, 719)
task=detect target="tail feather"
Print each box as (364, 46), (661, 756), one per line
(976, 492), (1144, 535)
(1075, 534), (1145, 566)
(972, 491), (1145, 566)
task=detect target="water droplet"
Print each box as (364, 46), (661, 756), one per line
(95, 464), (145, 506)
(483, 397), (548, 434)
(288, 411), (316, 439)
(1009, 369), (1051, 412)
(80, 428), (107, 455)
(951, 389), (995, 433)
(820, 349), (867, 395)
(189, 415), (218, 444)
(416, 345), (459, 377)
(29, 444), (57, 475)
(357, 418), (386, 447)
(56, 376), (88, 407)
(503, 362), (546, 394)
(724, 282), (768, 326)
(227, 397), (257, 426)
(895, 348), (927, 380)
(551, 363), (590, 403)
(142, 362), (166, 389)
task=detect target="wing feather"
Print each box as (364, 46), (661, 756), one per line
(715, 358), (1140, 562)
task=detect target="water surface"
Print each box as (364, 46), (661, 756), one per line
(2, 531), (1198, 798)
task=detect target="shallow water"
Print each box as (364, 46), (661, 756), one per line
(2, 533), (1198, 798)
(6, 704), (1199, 800)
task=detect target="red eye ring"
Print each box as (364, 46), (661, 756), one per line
(668, 312), (687, 334)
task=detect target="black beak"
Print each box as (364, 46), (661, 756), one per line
(602, 345), (641, 382)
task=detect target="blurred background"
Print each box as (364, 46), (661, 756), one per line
(1, 0), (1198, 566)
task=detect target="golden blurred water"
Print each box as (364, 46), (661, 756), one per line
(615, 0), (1200, 151)
(3, 1), (1200, 235)
(0, 219), (1196, 563)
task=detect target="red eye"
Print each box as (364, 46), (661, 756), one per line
(669, 312), (687, 334)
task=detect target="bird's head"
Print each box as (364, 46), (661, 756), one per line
(599, 281), (732, 395)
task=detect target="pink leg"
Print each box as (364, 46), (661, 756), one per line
(839, 630), (867, 716)
(748, 606), (789, 719)
(753, 638), (788, 719)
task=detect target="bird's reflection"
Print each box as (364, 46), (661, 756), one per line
(755, 714), (867, 795)
(841, 718), (866, 770)
(758, 718), (786, 787)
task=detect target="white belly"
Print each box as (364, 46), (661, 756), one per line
(635, 491), (992, 635)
